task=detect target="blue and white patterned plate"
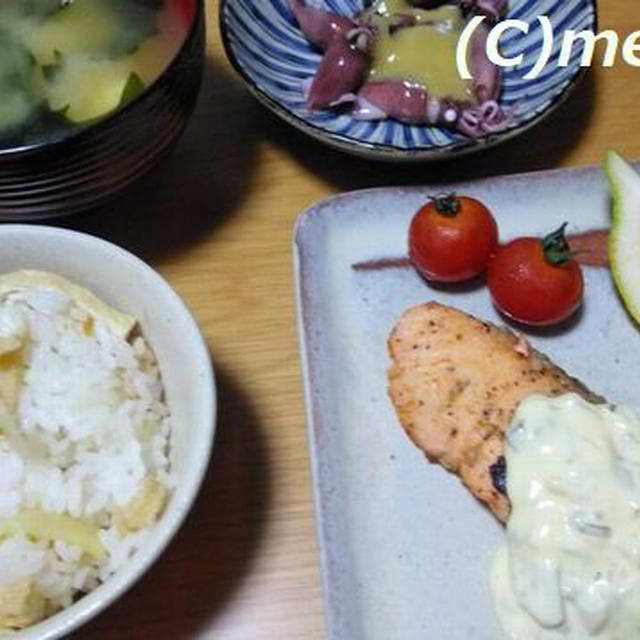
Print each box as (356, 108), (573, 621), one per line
(220, 0), (597, 160)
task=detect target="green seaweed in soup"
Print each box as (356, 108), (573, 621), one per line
(0, 28), (43, 138)
(15, 0), (69, 20)
(0, 0), (187, 149)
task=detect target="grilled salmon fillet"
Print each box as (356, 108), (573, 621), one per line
(387, 302), (600, 522)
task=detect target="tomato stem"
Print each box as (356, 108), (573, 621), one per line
(432, 193), (460, 216)
(542, 223), (573, 265)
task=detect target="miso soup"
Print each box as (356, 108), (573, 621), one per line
(0, 0), (192, 149)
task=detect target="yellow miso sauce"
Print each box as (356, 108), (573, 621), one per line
(367, 2), (472, 101)
(0, 0), (187, 143)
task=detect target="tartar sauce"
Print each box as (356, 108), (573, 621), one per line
(490, 393), (640, 639)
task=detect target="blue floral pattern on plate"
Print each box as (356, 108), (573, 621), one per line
(220, 0), (597, 159)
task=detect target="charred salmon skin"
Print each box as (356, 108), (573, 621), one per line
(387, 302), (600, 521)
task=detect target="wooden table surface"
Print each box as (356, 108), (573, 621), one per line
(70, 1), (640, 637)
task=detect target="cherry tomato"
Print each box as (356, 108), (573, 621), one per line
(487, 224), (584, 326)
(408, 193), (498, 282)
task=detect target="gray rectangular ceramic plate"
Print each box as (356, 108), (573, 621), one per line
(293, 164), (640, 640)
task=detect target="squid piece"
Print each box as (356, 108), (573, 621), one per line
(468, 21), (500, 102)
(289, 0), (355, 51)
(353, 81), (458, 125)
(353, 80), (510, 137)
(306, 35), (370, 109)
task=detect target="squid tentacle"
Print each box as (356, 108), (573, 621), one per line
(353, 80), (512, 138)
(346, 26), (376, 52)
(457, 99), (511, 136)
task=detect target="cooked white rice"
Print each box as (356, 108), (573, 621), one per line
(0, 278), (173, 631)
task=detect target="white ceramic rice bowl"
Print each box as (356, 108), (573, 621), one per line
(0, 225), (216, 639)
